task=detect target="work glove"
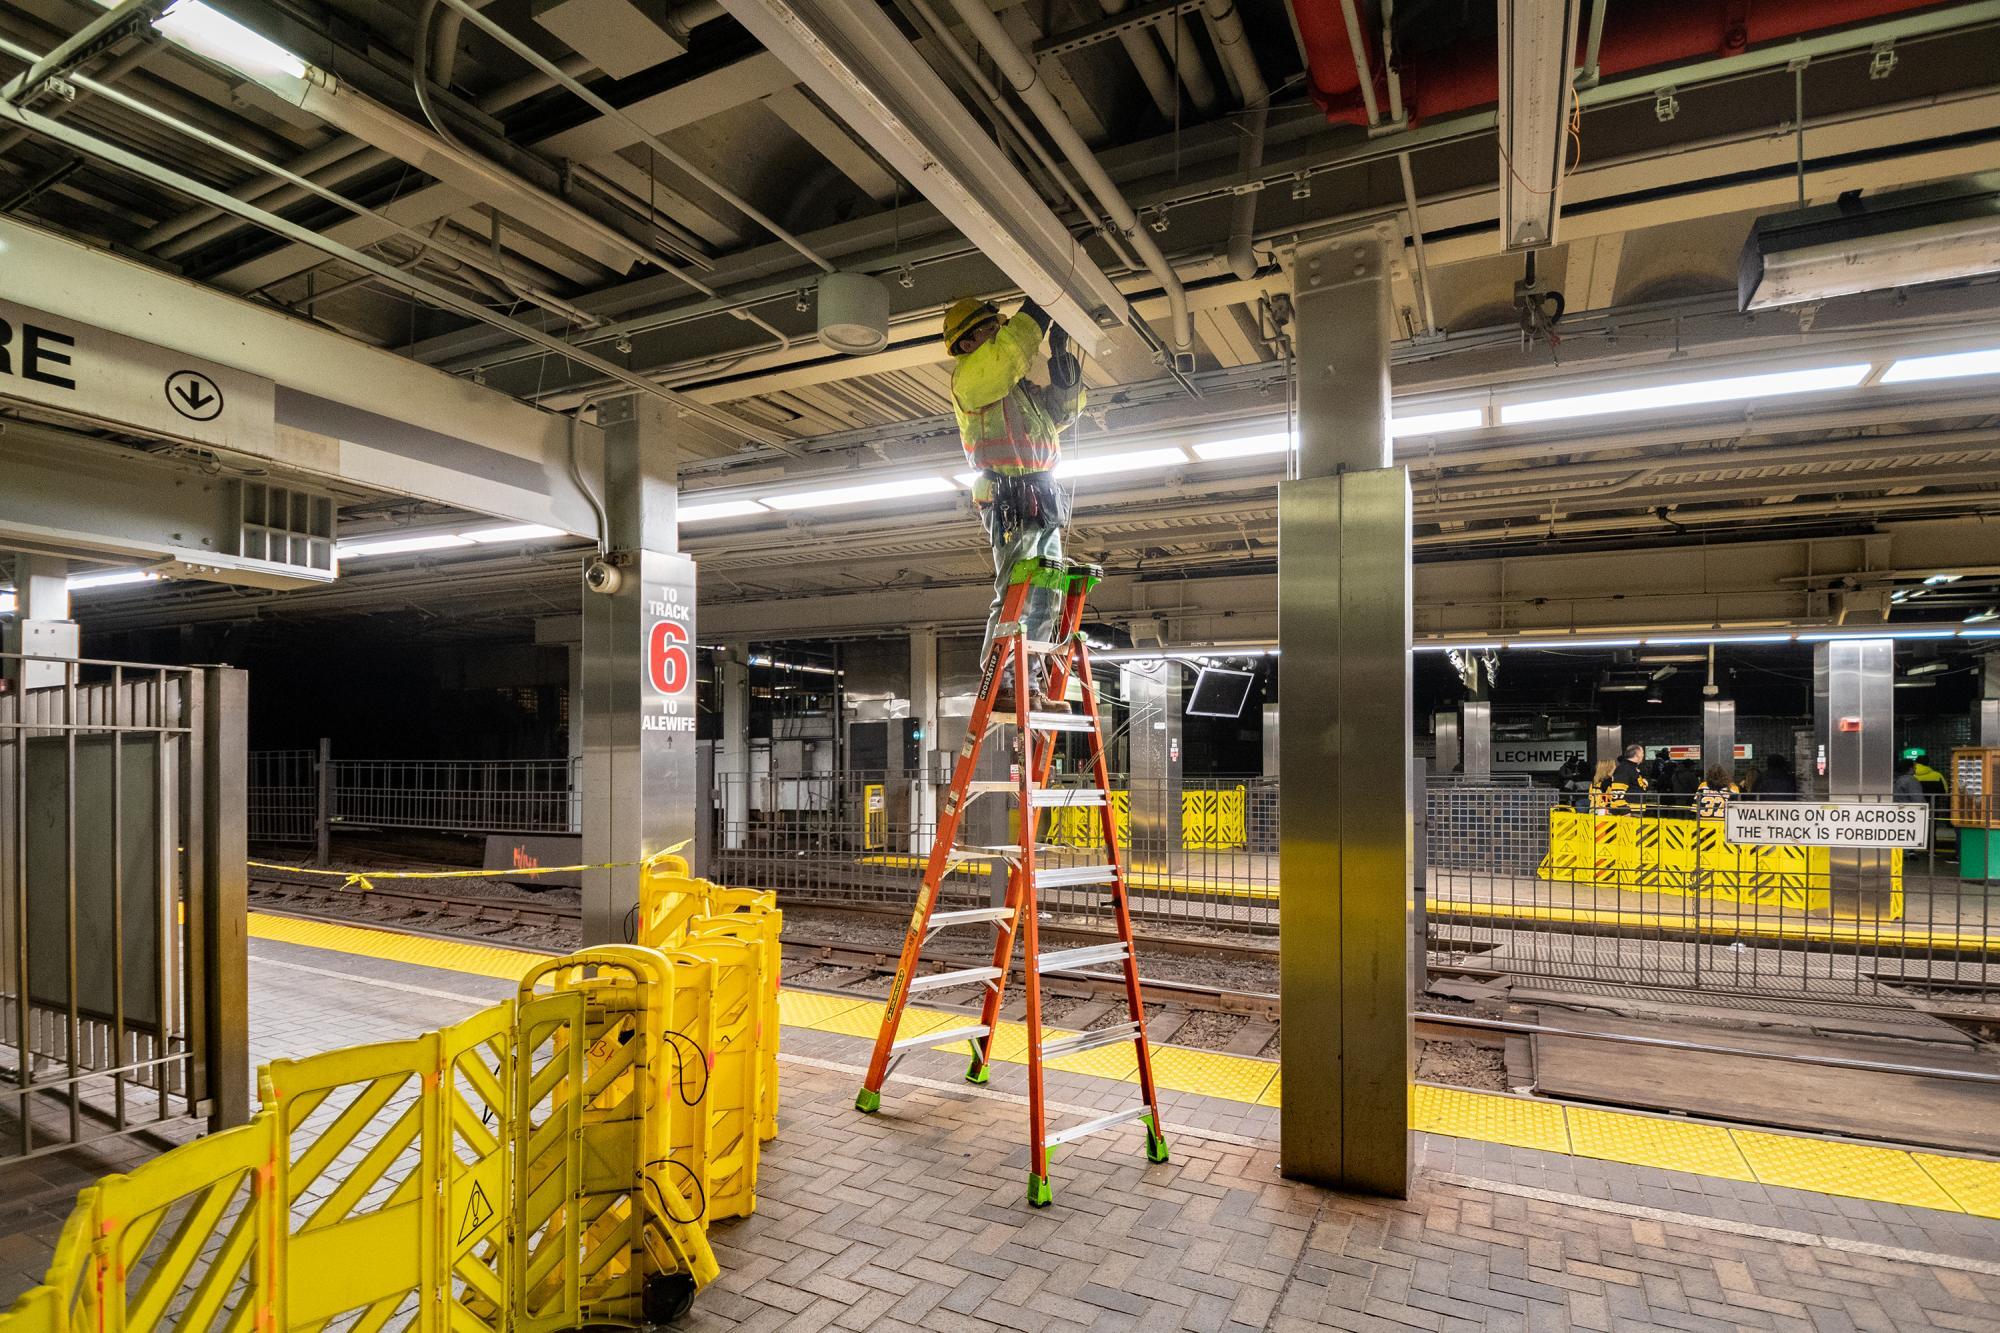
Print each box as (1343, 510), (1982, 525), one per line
(1049, 324), (1070, 361)
(1048, 325), (1081, 389)
(1018, 298), (1051, 334)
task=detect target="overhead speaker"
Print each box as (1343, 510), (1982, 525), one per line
(816, 271), (891, 355)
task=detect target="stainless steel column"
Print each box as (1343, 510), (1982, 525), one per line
(909, 629), (939, 854)
(1703, 701), (1736, 775)
(581, 394), (697, 944)
(199, 666), (248, 1130)
(1432, 711), (1460, 775)
(720, 650), (749, 851)
(1813, 638), (1894, 918)
(1279, 221), (1412, 1196)
(1124, 660), (1182, 876)
(1979, 656), (2000, 747)
(1594, 724), (1622, 768)
(1460, 701), (1492, 779)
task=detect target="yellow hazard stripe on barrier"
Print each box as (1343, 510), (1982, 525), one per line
(1427, 897), (1998, 953)
(250, 840), (690, 892)
(254, 910), (2000, 1223)
(771, 987), (2000, 1220)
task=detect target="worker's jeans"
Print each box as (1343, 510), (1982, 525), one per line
(979, 506), (1064, 693)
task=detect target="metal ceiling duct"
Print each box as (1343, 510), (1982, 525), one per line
(715, 0), (1133, 360)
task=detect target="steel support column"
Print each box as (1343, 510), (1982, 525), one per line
(1279, 222), (1413, 1196)
(581, 395), (697, 944)
(1125, 661), (1183, 876)
(720, 649), (750, 852)
(1813, 639), (1894, 919)
(1460, 701), (1492, 780)
(909, 629), (939, 855)
(1703, 701), (1737, 776)
(199, 666), (249, 1130)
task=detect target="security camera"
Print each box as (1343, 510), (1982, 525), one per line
(584, 557), (623, 596)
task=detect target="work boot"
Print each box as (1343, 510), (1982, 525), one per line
(989, 687), (1020, 717)
(1032, 689), (1070, 714)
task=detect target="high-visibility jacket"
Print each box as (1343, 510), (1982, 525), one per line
(951, 313), (1084, 500)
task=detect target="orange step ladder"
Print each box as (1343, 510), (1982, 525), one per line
(854, 558), (1168, 1206)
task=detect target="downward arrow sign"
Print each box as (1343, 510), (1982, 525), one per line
(175, 382), (214, 412)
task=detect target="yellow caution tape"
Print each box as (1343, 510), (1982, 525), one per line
(249, 839), (692, 892)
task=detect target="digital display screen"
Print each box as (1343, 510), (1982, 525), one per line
(1186, 667), (1255, 718)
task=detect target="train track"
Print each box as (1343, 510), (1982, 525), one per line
(249, 876), (578, 942)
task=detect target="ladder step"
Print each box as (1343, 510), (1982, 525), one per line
(1034, 864), (1118, 889)
(906, 965), (1004, 993)
(988, 711), (1094, 733)
(1037, 941), (1130, 972)
(1042, 1021), (1140, 1060)
(927, 906), (1016, 929)
(1045, 1104), (1154, 1149)
(949, 845), (1022, 861)
(1024, 639), (1069, 656)
(1029, 787), (1106, 809)
(893, 1023), (989, 1052)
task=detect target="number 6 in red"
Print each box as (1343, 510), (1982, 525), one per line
(648, 620), (689, 694)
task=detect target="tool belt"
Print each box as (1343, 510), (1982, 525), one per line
(985, 471), (1071, 531)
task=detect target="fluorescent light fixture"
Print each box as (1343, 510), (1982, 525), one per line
(1739, 180), (2000, 311)
(1500, 364), (1871, 425)
(1883, 347), (2000, 383)
(763, 475), (956, 511)
(1495, 0), (1582, 251)
(1192, 432), (1290, 461)
(68, 570), (160, 591)
(1598, 683), (1647, 692)
(1390, 409), (1484, 438)
(1967, 609), (2000, 624)
(462, 524), (566, 544)
(678, 499), (771, 523)
(1894, 680), (1935, 688)
(1923, 573), (1963, 585)
(336, 533), (474, 559)
(0, 591), (13, 614)
(153, 1), (308, 80)
(1054, 447), (1189, 481)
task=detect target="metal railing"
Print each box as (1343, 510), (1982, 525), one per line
(1426, 782), (1996, 1001)
(248, 746), (580, 846)
(1, 653), (247, 1162)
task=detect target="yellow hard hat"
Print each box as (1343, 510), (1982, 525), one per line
(941, 297), (999, 350)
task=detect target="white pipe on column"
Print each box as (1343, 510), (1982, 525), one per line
(943, 0), (1194, 354)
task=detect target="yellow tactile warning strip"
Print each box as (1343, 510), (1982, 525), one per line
(249, 911), (544, 980)
(256, 909), (2000, 1223)
(774, 988), (2000, 1221)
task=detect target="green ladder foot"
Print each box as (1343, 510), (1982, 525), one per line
(1026, 1173), (1052, 1208)
(964, 1055), (990, 1085)
(855, 1088), (881, 1114)
(1144, 1116), (1170, 1164)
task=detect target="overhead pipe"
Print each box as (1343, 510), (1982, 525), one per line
(1201, 0), (1271, 281)
(0, 86), (785, 446)
(1160, 13), (1219, 112)
(0, 0), (161, 104)
(940, 0), (1195, 357)
(1093, 0), (1179, 120)
(0, 32), (156, 159)
(437, 0), (835, 274)
(1292, 0), (1951, 126)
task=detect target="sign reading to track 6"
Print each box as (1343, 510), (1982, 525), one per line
(641, 554), (697, 736)
(1725, 801), (1929, 849)
(0, 295), (273, 450)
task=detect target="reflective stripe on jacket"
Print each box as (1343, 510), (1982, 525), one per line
(951, 313), (1085, 493)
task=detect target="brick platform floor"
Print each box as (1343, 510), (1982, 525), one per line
(5, 934), (1999, 1331)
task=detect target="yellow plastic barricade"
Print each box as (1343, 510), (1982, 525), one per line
(0, 912), (784, 1333)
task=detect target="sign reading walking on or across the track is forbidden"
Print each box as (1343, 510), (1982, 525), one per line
(1725, 801), (1929, 849)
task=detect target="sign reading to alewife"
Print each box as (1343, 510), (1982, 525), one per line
(1724, 802), (1929, 849)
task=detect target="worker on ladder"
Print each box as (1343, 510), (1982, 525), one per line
(944, 294), (1086, 714)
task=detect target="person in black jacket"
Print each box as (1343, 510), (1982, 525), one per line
(1756, 756), (1799, 796)
(1606, 744), (1649, 814)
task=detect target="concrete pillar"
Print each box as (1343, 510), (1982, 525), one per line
(580, 394), (698, 945)
(1124, 661), (1183, 875)
(567, 643), (585, 834)
(720, 649), (749, 851)
(1703, 700), (1737, 776)
(1813, 638), (1894, 919)
(909, 629), (939, 854)
(1278, 221), (1412, 1197)
(4, 554), (77, 691)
